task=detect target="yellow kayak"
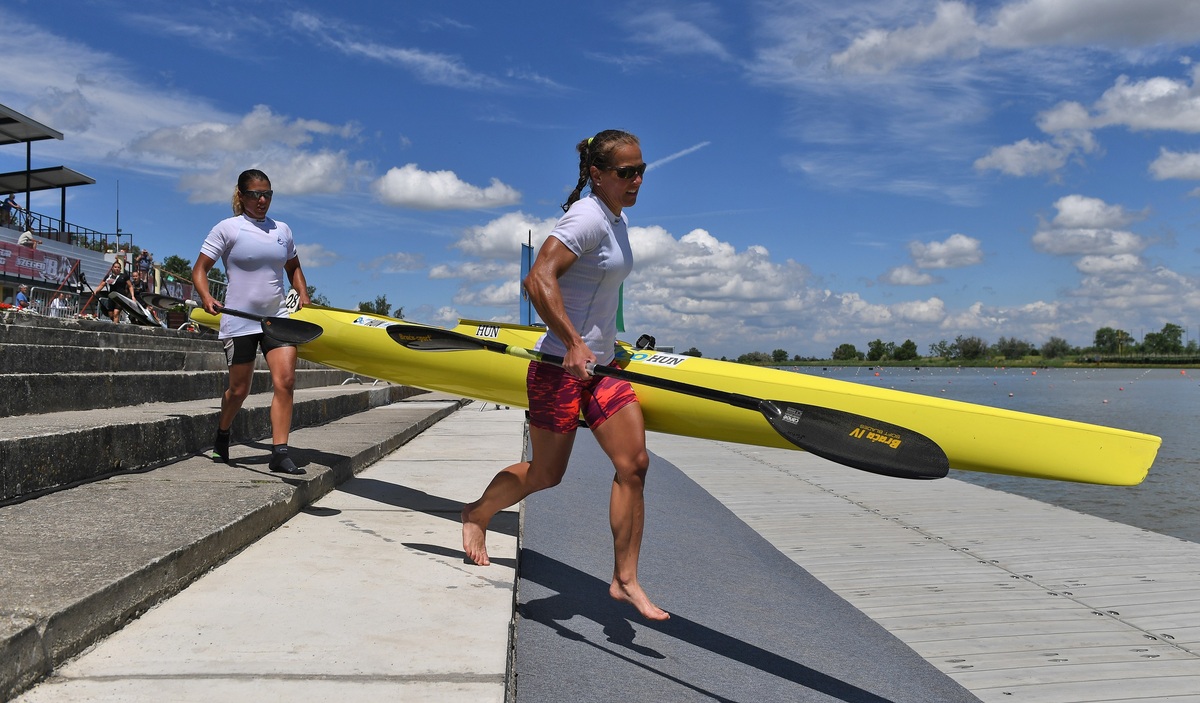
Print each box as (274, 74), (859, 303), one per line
(191, 304), (1161, 486)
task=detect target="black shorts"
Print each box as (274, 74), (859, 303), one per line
(223, 333), (292, 366)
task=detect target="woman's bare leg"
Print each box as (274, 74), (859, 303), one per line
(264, 345), (298, 445)
(219, 361), (255, 431)
(462, 426), (575, 566)
(593, 402), (669, 621)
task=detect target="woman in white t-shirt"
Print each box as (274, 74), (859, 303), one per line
(192, 169), (312, 475)
(461, 130), (668, 621)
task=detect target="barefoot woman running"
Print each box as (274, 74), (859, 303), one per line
(461, 129), (668, 621)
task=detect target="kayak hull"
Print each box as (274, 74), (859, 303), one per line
(191, 305), (1160, 486)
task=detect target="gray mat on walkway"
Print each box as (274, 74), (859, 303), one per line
(514, 431), (981, 703)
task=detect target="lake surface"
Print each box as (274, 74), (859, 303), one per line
(786, 366), (1200, 543)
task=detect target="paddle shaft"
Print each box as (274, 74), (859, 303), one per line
(140, 292), (322, 344)
(504, 345), (765, 413)
(386, 324), (949, 479)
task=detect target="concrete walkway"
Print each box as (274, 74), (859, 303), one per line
(14, 403), (522, 703)
(15, 405), (1200, 702)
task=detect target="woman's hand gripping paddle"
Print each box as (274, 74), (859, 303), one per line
(139, 292), (323, 345)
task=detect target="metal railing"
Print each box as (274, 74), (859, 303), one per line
(26, 285), (82, 318)
(7, 208), (117, 253)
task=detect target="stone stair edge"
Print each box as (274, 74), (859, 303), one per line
(0, 368), (361, 418)
(0, 383), (429, 503)
(0, 398), (467, 700)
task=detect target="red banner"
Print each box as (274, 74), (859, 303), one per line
(0, 242), (82, 286)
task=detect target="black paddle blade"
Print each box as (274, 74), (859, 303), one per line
(386, 324), (508, 353)
(258, 316), (323, 345)
(138, 291), (188, 310)
(761, 400), (949, 480)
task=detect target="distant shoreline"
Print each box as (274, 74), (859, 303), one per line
(764, 359), (1200, 370)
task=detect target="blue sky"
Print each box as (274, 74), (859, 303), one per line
(4, 0), (1200, 358)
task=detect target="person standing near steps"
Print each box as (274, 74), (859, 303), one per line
(192, 169), (312, 475)
(461, 129), (669, 621)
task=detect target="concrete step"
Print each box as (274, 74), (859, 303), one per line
(0, 343), (228, 374)
(1, 367), (358, 417)
(0, 383), (425, 502)
(1, 311), (215, 353)
(0, 393), (470, 701)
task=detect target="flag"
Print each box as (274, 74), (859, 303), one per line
(520, 243), (534, 326)
(616, 283), (625, 333)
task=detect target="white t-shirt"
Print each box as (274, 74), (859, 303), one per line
(535, 194), (633, 365)
(200, 214), (298, 339)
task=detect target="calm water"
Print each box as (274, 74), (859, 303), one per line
(788, 366), (1200, 543)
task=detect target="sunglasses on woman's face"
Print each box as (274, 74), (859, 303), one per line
(240, 189), (274, 200)
(607, 164), (646, 180)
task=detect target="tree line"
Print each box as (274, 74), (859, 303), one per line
(825, 322), (1195, 362)
(700, 321), (1196, 365)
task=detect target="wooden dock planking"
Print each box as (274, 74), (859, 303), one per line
(647, 433), (1200, 703)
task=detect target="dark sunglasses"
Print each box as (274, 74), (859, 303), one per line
(606, 163), (646, 180)
(240, 189), (274, 199)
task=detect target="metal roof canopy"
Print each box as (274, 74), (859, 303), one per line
(0, 166), (95, 194)
(0, 104), (63, 146)
(0, 103), (92, 228)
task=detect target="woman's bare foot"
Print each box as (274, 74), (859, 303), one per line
(610, 580), (670, 621)
(461, 505), (490, 566)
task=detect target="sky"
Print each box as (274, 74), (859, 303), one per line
(4, 0), (1200, 359)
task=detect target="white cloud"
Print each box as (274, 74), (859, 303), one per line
(974, 138), (1069, 176)
(454, 211), (558, 258)
(1033, 228), (1146, 256)
(177, 149), (363, 204)
(362, 251), (426, 274)
(976, 129), (1098, 178)
(288, 11), (504, 90)
(1149, 148), (1200, 179)
(1075, 253), (1143, 274)
(430, 260), (514, 282)
(882, 265), (938, 286)
(372, 164), (521, 210)
(893, 297), (948, 322)
(296, 243), (341, 268)
(988, 0), (1200, 47)
(909, 233), (983, 269)
(129, 105), (357, 161)
(0, 21), (370, 204)
(454, 279), (522, 307)
(831, 2), (981, 74)
(1073, 265), (1200, 313)
(1050, 194), (1142, 229)
(1031, 197), (1148, 284)
(1034, 69), (1200, 136)
(626, 7), (734, 63)
(831, 0), (1200, 75)
(941, 301), (1007, 331)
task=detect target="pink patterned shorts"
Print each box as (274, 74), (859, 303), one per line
(525, 360), (638, 433)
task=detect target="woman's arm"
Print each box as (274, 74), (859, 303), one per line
(285, 256), (311, 309)
(192, 254), (219, 315)
(523, 237), (593, 378)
